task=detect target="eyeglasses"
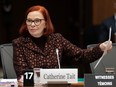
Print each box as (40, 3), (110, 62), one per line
(26, 18), (44, 26)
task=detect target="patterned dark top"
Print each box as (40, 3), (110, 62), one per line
(12, 33), (103, 78)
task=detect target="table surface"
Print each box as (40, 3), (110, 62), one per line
(0, 78), (84, 87)
(18, 82), (84, 87)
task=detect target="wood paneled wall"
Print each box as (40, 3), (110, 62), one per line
(92, 0), (116, 25)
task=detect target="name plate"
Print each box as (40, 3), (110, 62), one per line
(84, 74), (116, 87)
(40, 68), (78, 84)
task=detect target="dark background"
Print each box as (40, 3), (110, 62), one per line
(0, 0), (115, 78)
(0, 0), (92, 48)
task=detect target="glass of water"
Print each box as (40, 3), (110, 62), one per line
(34, 68), (41, 85)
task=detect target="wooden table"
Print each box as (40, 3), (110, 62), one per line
(18, 82), (84, 87)
(71, 82), (84, 87)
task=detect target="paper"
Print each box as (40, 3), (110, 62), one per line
(94, 27), (112, 69)
(0, 79), (17, 82)
(0, 79), (17, 87)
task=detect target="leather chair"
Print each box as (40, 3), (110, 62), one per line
(0, 43), (17, 78)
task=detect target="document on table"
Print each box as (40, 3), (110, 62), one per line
(94, 27), (112, 69)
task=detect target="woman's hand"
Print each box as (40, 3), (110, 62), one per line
(18, 75), (24, 83)
(99, 41), (112, 52)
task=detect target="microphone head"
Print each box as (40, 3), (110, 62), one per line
(56, 48), (58, 54)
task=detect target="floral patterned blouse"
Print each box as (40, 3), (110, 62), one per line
(12, 33), (103, 78)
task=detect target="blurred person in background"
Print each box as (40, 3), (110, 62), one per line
(98, 2), (116, 43)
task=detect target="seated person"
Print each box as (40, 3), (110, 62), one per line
(12, 5), (112, 82)
(98, 14), (116, 43)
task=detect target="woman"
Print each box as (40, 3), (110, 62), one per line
(12, 5), (112, 81)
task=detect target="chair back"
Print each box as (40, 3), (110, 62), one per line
(0, 43), (17, 78)
(87, 43), (116, 74)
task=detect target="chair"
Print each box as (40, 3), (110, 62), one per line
(0, 43), (17, 78)
(87, 43), (116, 74)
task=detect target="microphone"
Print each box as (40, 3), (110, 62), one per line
(56, 48), (61, 69)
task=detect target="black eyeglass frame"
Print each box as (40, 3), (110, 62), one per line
(26, 18), (45, 26)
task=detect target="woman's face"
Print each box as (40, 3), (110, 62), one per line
(26, 11), (46, 38)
